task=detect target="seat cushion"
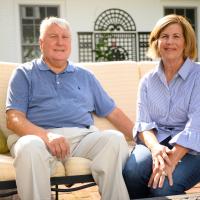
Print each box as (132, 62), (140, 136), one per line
(0, 154), (15, 181)
(65, 157), (92, 176)
(0, 154), (92, 181)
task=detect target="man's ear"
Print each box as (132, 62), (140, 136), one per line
(39, 38), (43, 52)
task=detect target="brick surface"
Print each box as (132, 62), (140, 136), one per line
(56, 184), (100, 200)
(1, 183), (200, 200)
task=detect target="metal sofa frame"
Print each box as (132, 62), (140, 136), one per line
(0, 174), (96, 200)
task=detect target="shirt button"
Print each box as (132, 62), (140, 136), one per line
(57, 82), (60, 84)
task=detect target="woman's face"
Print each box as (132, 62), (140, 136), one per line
(158, 23), (185, 62)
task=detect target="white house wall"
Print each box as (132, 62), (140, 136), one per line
(0, 0), (199, 62)
(0, 0), (19, 62)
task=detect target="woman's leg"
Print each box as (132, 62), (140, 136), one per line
(123, 144), (152, 199)
(150, 153), (200, 197)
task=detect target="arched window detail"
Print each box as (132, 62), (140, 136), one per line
(94, 8), (136, 31)
(78, 8), (151, 62)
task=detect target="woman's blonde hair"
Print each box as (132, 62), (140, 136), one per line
(147, 14), (197, 60)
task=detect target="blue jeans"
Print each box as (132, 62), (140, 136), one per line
(123, 143), (200, 199)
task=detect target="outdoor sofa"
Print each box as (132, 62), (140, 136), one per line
(0, 60), (157, 199)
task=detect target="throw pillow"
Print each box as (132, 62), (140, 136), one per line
(0, 129), (9, 153)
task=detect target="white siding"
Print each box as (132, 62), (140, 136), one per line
(0, 0), (200, 62)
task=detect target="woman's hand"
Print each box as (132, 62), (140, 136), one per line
(148, 145), (185, 189)
(148, 160), (175, 189)
(151, 143), (172, 167)
(148, 143), (172, 188)
(138, 130), (189, 189)
(164, 159), (176, 186)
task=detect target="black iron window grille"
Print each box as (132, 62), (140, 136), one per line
(78, 32), (93, 62)
(78, 8), (150, 62)
(138, 32), (151, 61)
(94, 8), (136, 31)
(94, 32), (136, 61)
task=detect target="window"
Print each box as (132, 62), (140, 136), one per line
(78, 8), (150, 62)
(164, 7), (197, 32)
(78, 8), (144, 62)
(20, 5), (59, 62)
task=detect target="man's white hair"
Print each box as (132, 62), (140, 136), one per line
(40, 17), (71, 39)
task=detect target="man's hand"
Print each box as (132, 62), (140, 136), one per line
(6, 109), (71, 160)
(45, 132), (70, 160)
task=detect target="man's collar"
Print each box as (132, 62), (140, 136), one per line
(36, 58), (75, 73)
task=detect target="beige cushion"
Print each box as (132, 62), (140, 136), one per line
(0, 154), (15, 180)
(51, 160), (65, 177)
(82, 61), (139, 130)
(0, 129), (9, 153)
(49, 157), (92, 177)
(0, 62), (18, 137)
(65, 157), (92, 176)
(50, 157), (91, 177)
(0, 154), (92, 181)
(138, 61), (158, 79)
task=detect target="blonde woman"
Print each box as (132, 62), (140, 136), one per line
(123, 14), (200, 198)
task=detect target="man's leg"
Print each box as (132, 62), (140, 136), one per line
(123, 144), (152, 199)
(10, 135), (57, 200)
(72, 129), (130, 200)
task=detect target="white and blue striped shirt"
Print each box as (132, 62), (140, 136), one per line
(134, 58), (200, 154)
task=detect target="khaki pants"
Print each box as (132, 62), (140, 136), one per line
(9, 126), (130, 200)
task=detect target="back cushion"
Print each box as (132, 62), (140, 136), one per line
(0, 62), (18, 137)
(138, 61), (158, 78)
(81, 61), (139, 131)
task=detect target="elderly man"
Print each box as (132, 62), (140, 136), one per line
(6, 17), (133, 200)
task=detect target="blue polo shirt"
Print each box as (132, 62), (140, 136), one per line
(6, 59), (115, 129)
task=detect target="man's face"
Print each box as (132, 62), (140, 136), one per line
(39, 24), (71, 66)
